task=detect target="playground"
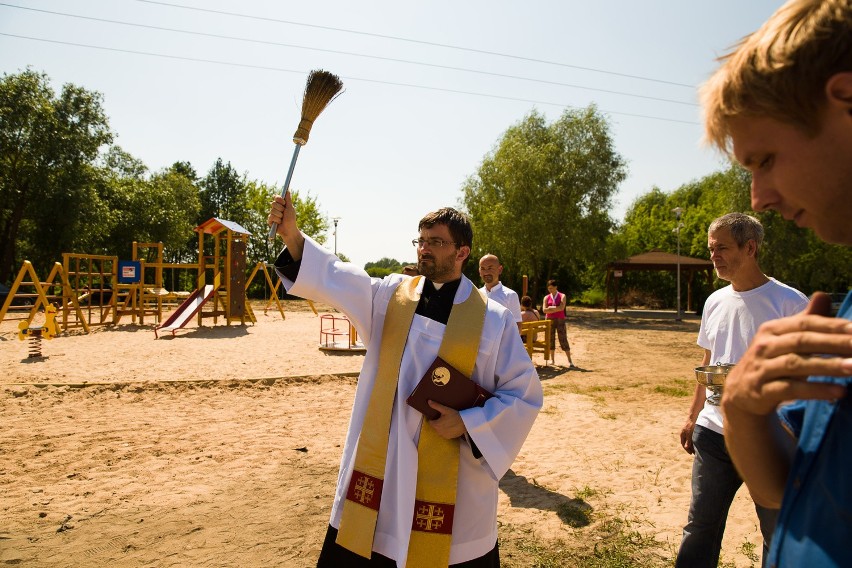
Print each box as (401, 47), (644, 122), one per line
(1, 308), (765, 567)
(0, 217), (293, 339)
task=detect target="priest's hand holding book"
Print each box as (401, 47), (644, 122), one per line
(426, 401), (467, 439)
(406, 355), (494, 440)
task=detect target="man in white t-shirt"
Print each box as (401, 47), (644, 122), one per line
(676, 213), (808, 568)
(478, 254), (522, 329)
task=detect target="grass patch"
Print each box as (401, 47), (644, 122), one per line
(738, 538), (759, 564)
(542, 382), (571, 395)
(540, 404), (560, 416)
(499, 483), (666, 567)
(653, 378), (693, 397)
(575, 485), (602, 501)
(500, 515), (665, 568)
(586, 385), (626, 393)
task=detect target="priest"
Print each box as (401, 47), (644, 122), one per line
(268, 192), (542, 568)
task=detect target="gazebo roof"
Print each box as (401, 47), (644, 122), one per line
(194, 217), (251, 235)
(608, 249), (713, 271)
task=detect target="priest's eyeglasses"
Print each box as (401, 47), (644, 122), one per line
(412, 238), (457, 249)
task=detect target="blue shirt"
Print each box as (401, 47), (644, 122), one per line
(770, 291), (852, 567)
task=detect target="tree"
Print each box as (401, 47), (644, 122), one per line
(241, 182), (329, 298)
(757, 213), (851, 293)
(0, 68), (113, 282)
(197, 160), (335, 263)
(292, 190), (329, 246)
(612, 163), (851, 309)
(199, 158), (250, 226)
(364, 257), (407, 277)
(242, 181), (326, 251)
(169, 161), (198, 183)
(102, 145), (148, 180)
(610, 164), (754, 309)
(136, 170), (201, 254)
(461, 106), (627, 299)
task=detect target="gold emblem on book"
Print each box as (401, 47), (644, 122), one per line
(415, 503), (445, 531)
(431, 366), (450, 386)
(353, 474), (375, 504)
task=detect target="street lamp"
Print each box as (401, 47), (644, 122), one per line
(332, 217), (342, 255)
(672, 207), (684, 321)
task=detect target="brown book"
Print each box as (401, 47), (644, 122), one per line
(406, 356), (494, 420)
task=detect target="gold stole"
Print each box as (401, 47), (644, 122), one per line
(336, 276), (487, 567)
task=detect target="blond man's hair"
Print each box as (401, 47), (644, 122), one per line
(701, 0), (852, 153)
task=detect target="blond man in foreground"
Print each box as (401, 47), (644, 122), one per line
(702, 0), (852, 565)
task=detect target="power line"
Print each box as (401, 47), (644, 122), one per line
(0, 3), (698, 108)
(136, 0), (696, 89)
(0, 33), (700, 125)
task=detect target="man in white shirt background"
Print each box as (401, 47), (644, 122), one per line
(676, 213), (808, 568)
(478, 254), (522, 330)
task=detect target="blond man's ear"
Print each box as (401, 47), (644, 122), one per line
(825, 72), (852, 112)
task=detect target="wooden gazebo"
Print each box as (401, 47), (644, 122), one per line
(605, 249), (714, 312)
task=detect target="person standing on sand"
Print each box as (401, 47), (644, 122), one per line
(701, 1), (852, 564)
(478, 254), (522, 331)
(542, 280), (576, 368)
(268, 194), (542, 568)
(675, 213), (807, 568)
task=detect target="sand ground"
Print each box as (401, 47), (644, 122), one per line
(0, 301), (765, 567)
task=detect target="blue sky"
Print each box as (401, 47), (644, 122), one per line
(0, 1), (782, 267)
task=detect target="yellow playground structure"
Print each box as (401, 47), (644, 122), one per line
(0, 217), (288, 335)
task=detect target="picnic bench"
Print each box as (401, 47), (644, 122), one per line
(519, 319), (553, 366)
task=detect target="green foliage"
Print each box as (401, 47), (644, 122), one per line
(4, 67), (846, 308)
(462, 106), (627, 301)
(103, 145), (148, 180)
(0, 68), (335, 295)
(197, 158), (329, 266)
(240, 182), (329, 298)
(170, 160), (198, 182)
(365, 257), (404, 269)
(83, 158), (202, 261)
(501, 516), (663, 568)
(199, 158), (249, 224)
(611, 163), (851, 307)
(366, 267), (393, 278)
(364, 257), (412, 277)
(609, 165), (753, 310)
(292, 189), (329, 245)
(756, 212), (851, 293)
(577, 288), (607, 307)
(242, 180), (278, 267)
(0, 68), (113, 282)
(653, 380), (693, 398)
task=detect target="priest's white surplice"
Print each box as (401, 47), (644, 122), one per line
(278, 236), (542, 566)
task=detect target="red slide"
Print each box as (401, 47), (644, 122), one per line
(154, 285), (215, 338)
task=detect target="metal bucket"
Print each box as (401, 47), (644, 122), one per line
(694, 364), (735, 406)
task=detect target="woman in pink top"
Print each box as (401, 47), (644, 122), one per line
(542, 279), (576, 368)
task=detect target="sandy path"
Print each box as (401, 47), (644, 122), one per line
(1, 305), (764, 566)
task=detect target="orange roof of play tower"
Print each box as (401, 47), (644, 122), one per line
(194, 218), (251, 235)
